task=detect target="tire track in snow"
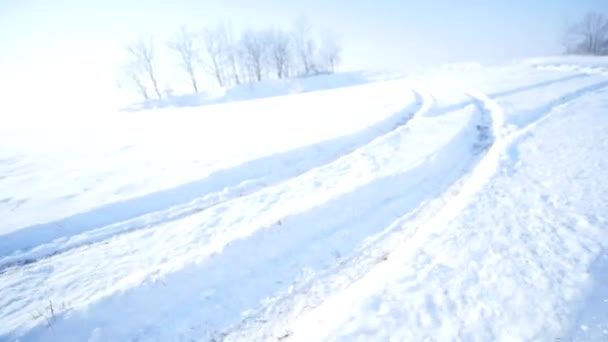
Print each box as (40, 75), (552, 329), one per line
(323, 87), (608, 342)
(532, 63), (608, 77)
(0, 88), (426, 272)
(5, 78), (607, 340)
(226, 79), (608, 342)
(221, 90), (500, 341)
(0, 88), (434, 339)
(508, 79), (608, 135)
(3, 86), (463, 341)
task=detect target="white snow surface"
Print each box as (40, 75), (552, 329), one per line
(0, 57), (607, 341)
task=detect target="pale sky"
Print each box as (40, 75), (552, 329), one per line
(0, 0), (604, 112)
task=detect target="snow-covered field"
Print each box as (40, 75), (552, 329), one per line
(0, 56), (607, 341)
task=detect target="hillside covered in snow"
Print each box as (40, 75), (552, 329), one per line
(0, 56), (607, 341)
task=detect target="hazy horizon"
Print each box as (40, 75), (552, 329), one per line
(0, 0), (605, 111)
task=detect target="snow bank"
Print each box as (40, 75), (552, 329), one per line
(122, 71), (402, 112)
(523, 55), (608, 76)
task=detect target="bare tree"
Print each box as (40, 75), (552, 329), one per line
(564, 11), (608, 55)
(126, 37), (162, 99)
(292, 17), (318, 76)
(217, 23), (242, 86)
(317, 31), (342, 74)
(201, 27), (228, 87)
(268, 28), (293, 79)
(119, 63), (150, 100)
(240, 29), (270, 82)
(167, 26), (201, 92)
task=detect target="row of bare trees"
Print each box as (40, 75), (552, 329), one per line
(121, 19), (342, 100)
(564, 11), (608, 56)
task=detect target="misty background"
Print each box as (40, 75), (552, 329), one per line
(0, 0), (604, 113)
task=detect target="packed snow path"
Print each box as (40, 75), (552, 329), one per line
(0, 58), (607, 341)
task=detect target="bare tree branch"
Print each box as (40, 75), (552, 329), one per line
(317, 31), (342, 74)
(240, 29), (271, 82)
(125, 37), (162, 99)
(201, 27), (228, 87)
(118, 19), (345, 99)
(118, 63), (149, 100)
(167, 26), (201, 92)
(564, 11), (608, 55)
(268, 28), (293, 79)
(292, 17), (318, 76)
(216, 23), (242, 86)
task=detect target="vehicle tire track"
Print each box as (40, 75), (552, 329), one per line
(0, 87), (434, 339)
(222, 79), (608, 342)
(221, 89), (500, 341)
(0, 87), (426, 272)
(0, 85), (439, 341)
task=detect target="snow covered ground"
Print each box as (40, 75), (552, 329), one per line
(0, 57), (607, 341)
